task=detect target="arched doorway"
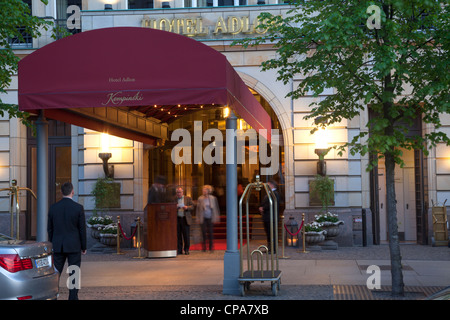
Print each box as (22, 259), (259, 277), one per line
(146, 90), (284, 243)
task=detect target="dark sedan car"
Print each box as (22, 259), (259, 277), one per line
(0, 233), (59, 300)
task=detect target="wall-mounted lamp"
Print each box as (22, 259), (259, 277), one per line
(104, 3), (113, 10)
(99, 152), (114, 178)
(314, 117), (329, 176)
(162, 1), (171, 8)
(223, 106), (230, 118)
(99, 133), (114, 179)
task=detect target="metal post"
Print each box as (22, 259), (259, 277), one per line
(14, 188), (19, 239)
(115, 216), (124, 255)
(10, 189), (14, 237)
(300, 213), (308, 253)
(280, 213), (289, 259)
(133, 217), (145, 259)
(36, 111), (49, 242)
(1, 181), (36, 240)
(223, 110), (240, 295)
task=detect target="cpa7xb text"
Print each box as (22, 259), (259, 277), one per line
(180, 304), (269, 317)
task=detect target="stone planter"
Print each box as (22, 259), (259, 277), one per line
(87, 223), (106, 240)
(99, 233), (117, 246)
(91, 228), (101, 240)
(305, 231), (326, 251)
(320, 221), (344, 250)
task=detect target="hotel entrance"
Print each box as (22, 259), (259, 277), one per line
(18, 27), (275, 251)
(146, 90), (285, 242)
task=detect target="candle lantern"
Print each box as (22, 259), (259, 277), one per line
(130, 218), (143, 248)
(285, 215), (299, 247)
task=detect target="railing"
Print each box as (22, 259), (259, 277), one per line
(8, 27), (33, 49)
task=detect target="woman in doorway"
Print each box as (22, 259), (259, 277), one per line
(196, 185), (220, 252)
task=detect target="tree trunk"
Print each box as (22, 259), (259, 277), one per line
(384, 151), (405, 296)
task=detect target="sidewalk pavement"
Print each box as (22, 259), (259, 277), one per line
(58, 242), (450, 300)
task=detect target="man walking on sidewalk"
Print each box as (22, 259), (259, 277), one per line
(48, 182), (87, 300)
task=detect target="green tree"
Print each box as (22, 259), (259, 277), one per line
(238, 0), (449, 296)
(0, 0), (51, 127)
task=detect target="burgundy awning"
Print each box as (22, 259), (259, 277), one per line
(18, 27), (271, 144)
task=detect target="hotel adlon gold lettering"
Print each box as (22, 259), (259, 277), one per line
(141, 16), (268, 37)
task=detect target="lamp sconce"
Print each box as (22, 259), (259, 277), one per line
(99, 152), (114, 179)
(222, 106), (230, 118)
(162, 1), (171, 8)
(314, 148), (329, 176)
(314, 116), (329, 176)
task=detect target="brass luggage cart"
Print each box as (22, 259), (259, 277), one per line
(238, 176), (281, 296)
(431, 200), (449, 247)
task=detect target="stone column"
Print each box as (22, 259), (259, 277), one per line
(223, 110), (240, 295)
(36, 111), (48, 242)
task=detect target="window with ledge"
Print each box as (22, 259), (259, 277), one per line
(9, 0), (32, 48)
(184, 0), (249, 7)
(129, 0), (154, 9)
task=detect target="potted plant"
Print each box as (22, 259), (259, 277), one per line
(315, 212), (343, 227)
(90, 177), (119, 243)
(91, 177), (120, 209)
(87, 215), (114, 239)
(99, 223), (119, 246)
(310, 175), (334, 212)
(315, 212), (344, 249)
(304, 221), (326, 245)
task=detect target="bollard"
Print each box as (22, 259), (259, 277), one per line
(299, 213), (308, 254)
(280, 213), (289, 259)
(115, 216), (125, 255)
(133, 217), (145, 259)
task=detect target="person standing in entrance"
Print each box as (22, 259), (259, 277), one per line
(196, 185), (220, 252)
(147, 175), (167, 204)
(175, 187), (194, 255)
(47, 182), (87, 300)
(258, 179), (280, 253)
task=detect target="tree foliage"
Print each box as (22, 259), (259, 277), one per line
(240, 0), (449, 168)
(0, 0), (51, 126)
(238, 0), (449, 296)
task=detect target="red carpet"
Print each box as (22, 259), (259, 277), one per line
(190, 239), (246, 251)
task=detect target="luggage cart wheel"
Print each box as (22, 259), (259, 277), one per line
(240, 283), (245, 297)
(271, 282), (278, 296)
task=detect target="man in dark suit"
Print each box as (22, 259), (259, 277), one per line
(47, 182), (87, 300)
(175, 187), (194, 255)
(259, 179), (281, 253)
